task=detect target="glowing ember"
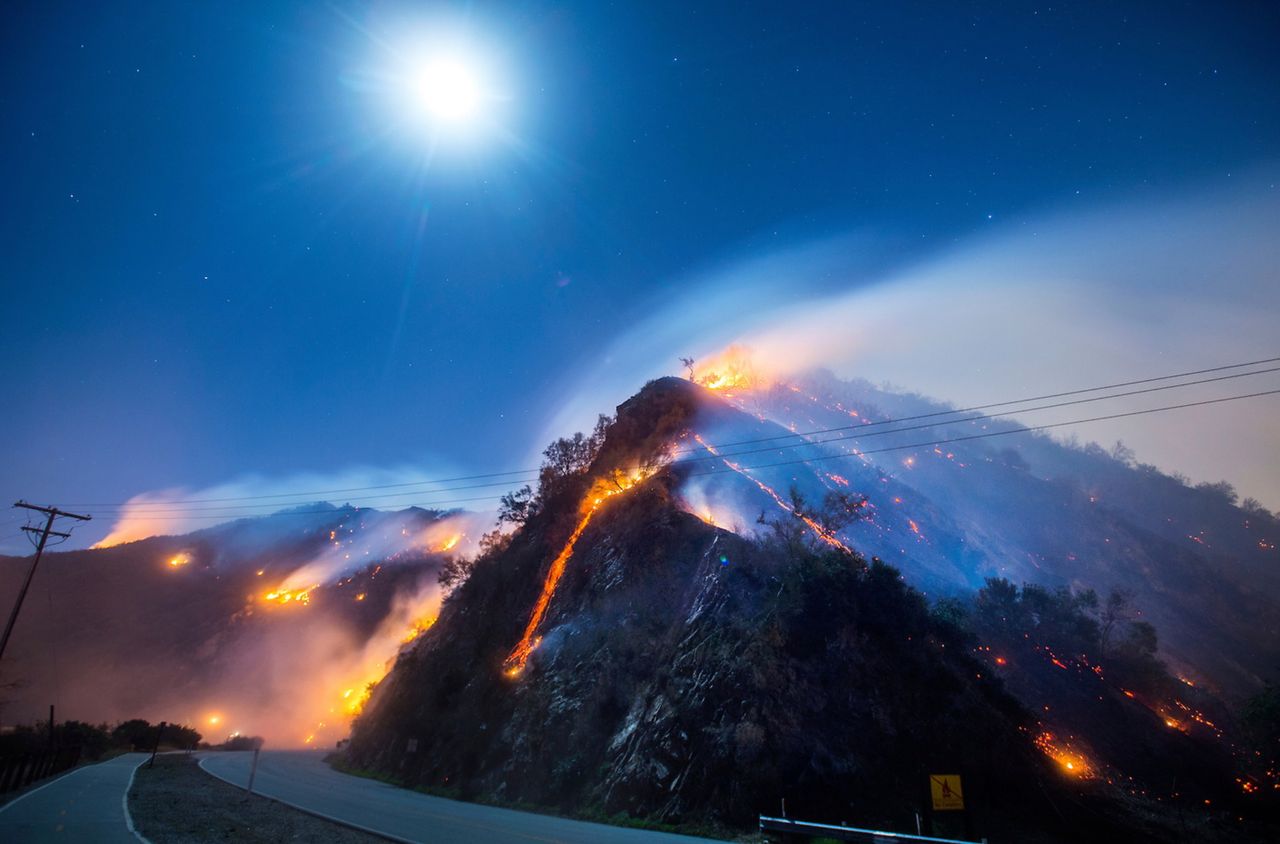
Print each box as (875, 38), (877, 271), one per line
(263, 585), (318, 606)
(401, 614), (437, 644)
(504, 466), (655, 677)
(340, 685), (372, 716)
(1034, 730), (1093, 778)
(693, 434), (851, 553)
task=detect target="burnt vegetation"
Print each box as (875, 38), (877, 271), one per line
(343, 378), (1279, 841)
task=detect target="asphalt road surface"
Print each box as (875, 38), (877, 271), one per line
(200, 751), (722, 844)
(0, 752), (147, 843)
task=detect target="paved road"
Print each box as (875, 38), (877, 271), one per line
(0, 752), (146, 843)
(200, 751), (720, 844)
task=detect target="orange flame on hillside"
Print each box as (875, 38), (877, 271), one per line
(692, 345), (774, 393)
(693, 434), (851, 553)
(295, 592), (442, 745)
(503, 467), (655, 677)
(401, 614), (438, 645)
(262, 585), (318, 606)
(1035, 730), (1093, 778)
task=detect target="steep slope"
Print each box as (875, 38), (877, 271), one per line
(681, 369), (1280, 700)
(346, 378), (1264, 840)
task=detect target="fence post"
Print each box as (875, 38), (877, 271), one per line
(244, 738), (264, 800)
(148, 721), (167, 768)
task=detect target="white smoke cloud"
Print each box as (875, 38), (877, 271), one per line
(93, 463), (504, 548)
(276, 509), (489, 592)
(199, 576), (443, 748)
(553, 170), (1280, 507)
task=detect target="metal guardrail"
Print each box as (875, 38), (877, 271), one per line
(760, 815), (986, 844)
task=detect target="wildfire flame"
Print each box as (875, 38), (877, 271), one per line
(298, 592), (444, 745)
(1035, 730), (1093, 778)
(692, 434), (851, 553)
(503, 466), (655, 677)
(691, 345), (773, 393)
(166, 552), (191, 569)
(401, 614), (437, 644)
(262, 585), (318, 606)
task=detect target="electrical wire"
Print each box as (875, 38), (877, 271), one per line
(684, 388), (1280, 477)
(84, 386), (1280, 523)
(66, 354), (1280, 512)
(79, 361), (1280, 515)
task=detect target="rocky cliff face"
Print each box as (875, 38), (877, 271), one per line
(348, 485), (1043, 830)
(346, 379), (1245, 840)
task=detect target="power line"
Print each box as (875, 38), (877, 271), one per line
(67, 354), (1280, 511)
(86, 493), (512, 523)
(1, 503), (91, 664)
(686, 388), (1280, 478)
(75, 476), (541, 516)
(86, 386), (1280, 525)
(795, 354), (1280, 424)
(84, 361), (1280, 515)
(677, 366), (1280, 465)
(699, 364), (1280, 451)
(69, 467), (540, 509)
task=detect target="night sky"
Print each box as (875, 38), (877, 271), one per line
(3, 2), (1278, 550)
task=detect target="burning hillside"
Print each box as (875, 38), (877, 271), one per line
(4, 363), (1276, 837)
(0, 504), (485, 747)
(670, 354), (1280, 700)
(345, 375), (1280, 841)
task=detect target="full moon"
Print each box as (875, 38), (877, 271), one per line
(411, 57), (484, 124)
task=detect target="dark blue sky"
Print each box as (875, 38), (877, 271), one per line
(3, 1), (1277, 546)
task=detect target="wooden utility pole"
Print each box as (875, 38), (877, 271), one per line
(0, 502), (91, 664)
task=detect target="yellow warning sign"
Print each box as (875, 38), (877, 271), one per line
(930, 774), (965, 811)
